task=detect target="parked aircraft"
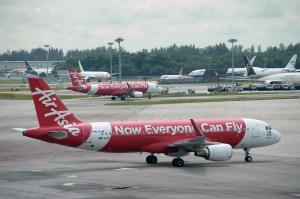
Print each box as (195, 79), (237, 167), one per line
(78, 60), (111, 82)
(25, 61), (54, 76)
(189, 69), (206, 78)
(245, 54), (297, 78)
(223, 56), (300, 85)
(226, 56), (257, 77)
(15, 77), (281, 167)
(67, 68), (162, 100)
(160, 67), (184, 79)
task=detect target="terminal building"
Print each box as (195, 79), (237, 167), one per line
(0, 61), (64, 71)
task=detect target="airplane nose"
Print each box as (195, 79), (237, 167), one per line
(272, 129), (282, 143)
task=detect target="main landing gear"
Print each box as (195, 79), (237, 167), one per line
(146, 155), (157, 164)
(244, 148), (252, 162)
(111, 96), (116, 100)
(146, 155), (185, 167)
(172, 158), (184, 167)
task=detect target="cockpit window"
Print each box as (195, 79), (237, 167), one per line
(265, 126), (272, 130)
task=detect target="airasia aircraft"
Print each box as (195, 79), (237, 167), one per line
(67, 68), (162, 100)
(19, 78), (281, 167)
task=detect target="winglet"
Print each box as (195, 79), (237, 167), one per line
(190, 119), (206, 138)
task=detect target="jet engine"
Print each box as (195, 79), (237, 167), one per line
(131, 91), (144, 98)
(194, 144), (233, 161)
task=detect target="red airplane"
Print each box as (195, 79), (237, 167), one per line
(67, 68), (162, 100)
(19, 78), (281, 167)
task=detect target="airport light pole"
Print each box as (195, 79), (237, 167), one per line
(263, 57), (268, 68)
(208, 56), (212, 69)
(44, 44), (49, 80)
(115, 37), (124, 83)
(228, 37), (237, 91)
(108, 42), (114, 83)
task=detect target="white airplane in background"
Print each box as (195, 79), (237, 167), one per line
(226, 56), (257, 77)
(244, 56), (300, 84)
(160, 67), (184, 79)
(246, 54), (297, 78)
(189, 69), (206, 78)
(78, 60), (111, 82)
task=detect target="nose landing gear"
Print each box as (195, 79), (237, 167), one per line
(244, 148), (252, 162)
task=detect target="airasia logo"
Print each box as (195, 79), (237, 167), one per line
(32, 87), (80, 136)
(70, 71), (87, 89)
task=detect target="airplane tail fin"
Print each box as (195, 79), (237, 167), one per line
(178, 67), (183, 76)
(28, 77), (83, 127)
(78, 60), (84, 72)
(284, 54), (297, 70)
(25, 61), (38, 76)
(244, 56), (256, 76)
(249, 56), (256, 66)
(68, 68), (88, 87)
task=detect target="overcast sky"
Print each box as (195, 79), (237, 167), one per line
(0, 0), (299, 53)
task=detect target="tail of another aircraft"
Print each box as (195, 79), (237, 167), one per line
(78, 60), (85, 72)
(28, 78), (83, 127)
(244, 56), (256, 76)
(284, 54), (297, 71)
(25, 61), (38, 76)
(178, 67), (183, 76)
(69, 68), (88, 87)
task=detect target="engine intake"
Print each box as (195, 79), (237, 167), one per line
(194, 144), (233, 161)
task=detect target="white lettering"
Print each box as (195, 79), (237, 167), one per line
(33, 87), (80, 136)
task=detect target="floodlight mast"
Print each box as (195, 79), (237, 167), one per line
(115, 37), (124, 83)
(228, 38), (237, 91)
(263, 57), (268, 68)
(107, 42), (114, 83)
(44, 44), (50, 80)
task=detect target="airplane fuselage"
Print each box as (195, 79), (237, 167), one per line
(24, 118), (281, 153)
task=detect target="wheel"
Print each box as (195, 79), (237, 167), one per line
(146, 155), (157, 164)
(245, 156), (252, 162)
(176, 159), (184, 167)
(150, 156), (157, 164)
(146, 155), (151, 164)
(111, 96), (116, 100)
(172, 158), (178, 167)
(148, 94), (151, 99)
(172, 158), (184, 167)
(121, 96), (125, 101)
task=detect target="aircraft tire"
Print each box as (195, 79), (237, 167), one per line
(172, 158), (184, 167)
(146, 155), (157, 164)
(121, 97), (126, 101)
(245, 156), (252, 162)
(111, 96), (116, 100)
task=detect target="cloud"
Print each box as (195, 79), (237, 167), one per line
(0, 0), (299, 53)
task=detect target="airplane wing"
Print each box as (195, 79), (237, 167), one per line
(167, 119), (220, 148)
(142, 119), (220, 153)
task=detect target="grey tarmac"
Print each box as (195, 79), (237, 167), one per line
(0, 97), (299, 199)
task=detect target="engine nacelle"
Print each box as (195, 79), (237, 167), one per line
(131, 91), (144, 98)
(194, 144), (233, 161)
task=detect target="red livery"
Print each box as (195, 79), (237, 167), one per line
(21, 78), (281, 167)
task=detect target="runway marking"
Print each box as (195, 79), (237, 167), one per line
(67, 175), (77, 178)
(114, 168), (137, 171)
(63, 183), (77, 186)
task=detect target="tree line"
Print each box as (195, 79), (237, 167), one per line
(1, 43), (299, 76)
